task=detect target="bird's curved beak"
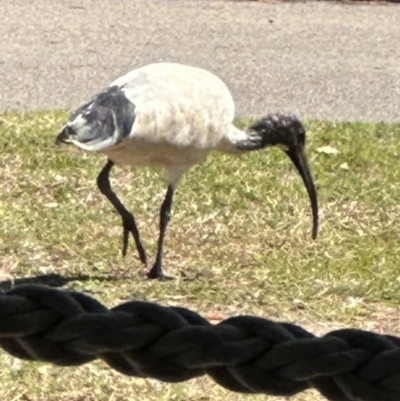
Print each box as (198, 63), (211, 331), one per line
(55, 126), (73, 145)
(285, 147), (318, 239)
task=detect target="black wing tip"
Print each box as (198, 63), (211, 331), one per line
(55, 126), (71, 145)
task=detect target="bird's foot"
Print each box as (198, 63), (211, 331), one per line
(146, 264), (174, 281)
(121, 214), (147, 265)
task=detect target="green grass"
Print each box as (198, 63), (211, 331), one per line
(0, 111), (399, 401)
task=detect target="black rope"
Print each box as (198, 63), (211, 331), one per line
(0, 285), (399, 401)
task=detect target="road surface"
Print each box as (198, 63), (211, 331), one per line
(1, 0), (399, 122)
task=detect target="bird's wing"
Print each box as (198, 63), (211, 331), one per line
(60, 63), (236, 153)
(111, 63), (235, 150)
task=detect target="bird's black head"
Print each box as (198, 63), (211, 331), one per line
(249, 113), (306, 151)
(250, 113), (319, 240)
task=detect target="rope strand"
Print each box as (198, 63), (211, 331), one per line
(0, 284), (399, 401)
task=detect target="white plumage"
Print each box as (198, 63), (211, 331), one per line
(57, 62), (318, 279)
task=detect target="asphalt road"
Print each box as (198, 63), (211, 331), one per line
(1, 0), (399, 122)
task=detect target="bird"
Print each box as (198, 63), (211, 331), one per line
(56, 62), (319, 280)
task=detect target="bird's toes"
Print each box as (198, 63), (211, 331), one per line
(148, 274), (174, 281)
(146, 266), (174, 281)
(136, 245), (147, 266)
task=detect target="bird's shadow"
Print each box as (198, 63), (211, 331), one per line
(0, 273), (120, 292)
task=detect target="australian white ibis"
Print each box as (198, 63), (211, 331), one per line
(56, 62), (319, 279)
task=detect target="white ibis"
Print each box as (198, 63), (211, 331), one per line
(56, 62), (318, 279)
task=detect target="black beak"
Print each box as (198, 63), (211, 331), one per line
(55, 126), (74, 145)
(285, 147), (319, 239)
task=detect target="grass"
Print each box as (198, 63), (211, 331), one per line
(0, 111), (399, 401)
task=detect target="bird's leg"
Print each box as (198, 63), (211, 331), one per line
(97, 159), (147, 266)
(147, 185), (175, 280)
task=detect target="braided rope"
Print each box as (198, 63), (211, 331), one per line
(0, 284), (399, 401)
